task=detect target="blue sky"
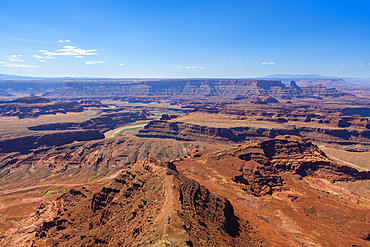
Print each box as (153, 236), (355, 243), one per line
(0, 0), (369, 78)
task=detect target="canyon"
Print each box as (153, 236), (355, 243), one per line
(1, 78), (370, 246)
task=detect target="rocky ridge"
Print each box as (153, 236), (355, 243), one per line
(136, 119), (370, 148)
(2, 136), (370, 246)
(43, 79), (350, 101)
(28, 110), (151, 133)
(0, 129), (104, 153)
(0, 95), (112, 119)
(0, 136), (211, 192)
(16, 159), (259, 246)
(228, 135), (370, 195)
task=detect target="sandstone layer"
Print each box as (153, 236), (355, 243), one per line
(23, 159), (258, 246)
(43, 79), (351, 101)
(0, 130), (104, 153)
(28, 110), (150, 133)
(137, 119), (370, 147)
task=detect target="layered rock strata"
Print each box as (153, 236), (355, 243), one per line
(0, 130), (104, 153)
(28, 110), (151, 133)
(137, 120), (370, 146)
(25, 159), (258, 246)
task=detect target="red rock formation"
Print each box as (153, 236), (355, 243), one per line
(26, 159), (258, 246)
(0, 130), (104, 153)
(28, 110), (151, 132)
(43, 79), (350, 101)
(0, 96), (84, 118)
(137, 119), (370, 147)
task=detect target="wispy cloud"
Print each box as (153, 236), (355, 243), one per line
(341, 63), (345, 65)
(262, 62), (275, 65)
(86, 61), (105, 64)
(237, 68), (243, 71)
(34, 55), (56, 59)
(39, 46), (97, 56)
(359, 63), (364, 65)
(9, 58), (24, 62)
(180, 66), (203, 69)
(230, 60), (233, 62)
(9, 55), (22, 58)
(4, 64), (38, 68)
(39, 60), (46, 62)
(65, 40), (71, 42)
(74, 56), (84, 58)
(59, 40), (64, 42)
(0, 62), (7, 64)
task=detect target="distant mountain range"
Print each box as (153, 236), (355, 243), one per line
(1, 73), (369, 82)
(263, 74), (337, 79)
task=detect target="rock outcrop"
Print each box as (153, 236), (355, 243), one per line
(28, 110), (151, 132)
(0, 136), (211, 192)
(0, 95), (84, 118)
(26, 159), (257, 246)
(42, 79), (351, 101)
(0, 130), (104, 153)
(137, 120), (370, 147)
(231, 135), (370, 195)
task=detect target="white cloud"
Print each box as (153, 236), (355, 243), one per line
(59, 40), (64, 42)
(181, 66), (203, 69)
(262, 62), (275, 65)
(39, 46), (97, 56)
(0, 62), (7, 64)
(9, 58), (24, 62)
(246, 59), (249, 61)
(359, 63), (364, 65)
(74, 56), (84, 58)
(39, 60), (46, 62)
(119, 64), (123, 66)
(65, 40), (71, 42)
(86, 61), (105, 64)
(341, 63), (345, 65)
(34, 55), (56, 59)
(230, 60), (233, 62)
(4, 64), (38, 68)
(237, 68), (243, 71)
(9, 55), (22, 58)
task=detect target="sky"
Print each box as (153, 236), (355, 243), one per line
(0, 0), (369, 78)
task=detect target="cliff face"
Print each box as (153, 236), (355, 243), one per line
(0, 136), (211, 192)
(25, 159), (258, 246)
(42, 79), (349, 101)
(3, 136), (370, 246)
(0, 96), (84, 118)
(192, 107), (370, 129)
(137, 120), (370, 147)
(28, 110), (151, 132)
(231, 135), (370, 196)
(0, 130), (104, 153)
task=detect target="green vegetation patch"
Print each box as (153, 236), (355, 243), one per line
(41, 189), (69, 196)
(113, 126), (145, 137)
